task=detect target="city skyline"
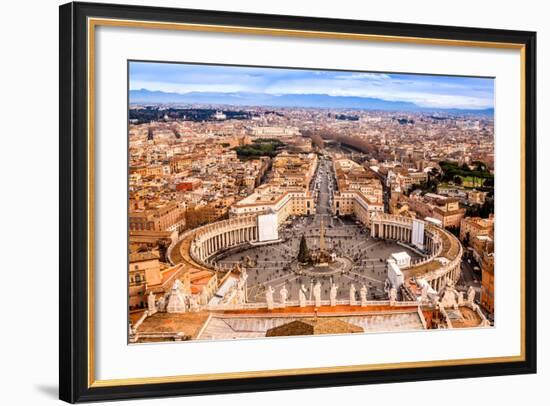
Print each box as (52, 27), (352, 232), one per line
(127, 60), (495, 343)
(129, 61), (495, 110)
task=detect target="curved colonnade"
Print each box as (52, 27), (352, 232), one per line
(178, 212), (463, 294)
(189, 215), (259, 266)
(370, 213), (463, 292)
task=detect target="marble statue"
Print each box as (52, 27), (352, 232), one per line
(313, 281), (322, 307)
(467, 286), (476, 306)
(157, 295), (167, 312)
(384, 279), (390, 294)
(147, 291), (157, 315)
(266, 285), (275, 310)
(166, 279), (187, 313)
(360, 285), (367, 307)
(421, 283), (429, 302)
(458, 291), (466, 306)
(438, 300), (446, 315)
(240, 266), (248, 282)
(299, 284), (307, 307)
(188, 295), (199, 312)
(389, 287), (397, 302)
(330, 283), (338, 306)
(200, 288), (209, 305)
(280, 285), (288, 307)
(349, 284), (357, 306)
(236, 286), (246, 304)
(440, 278), (459, 309)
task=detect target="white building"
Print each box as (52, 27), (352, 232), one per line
(391, 251), (411, 268)
(387, 259), (404, 289)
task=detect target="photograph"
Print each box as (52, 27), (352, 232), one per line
(127, 61), (496, 343)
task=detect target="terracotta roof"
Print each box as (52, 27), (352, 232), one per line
(136, 311), (210, 338)
(189, 270), (214, 282)
(129, 251), (160, 263)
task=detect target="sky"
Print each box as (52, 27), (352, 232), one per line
(129, 61), (494, 110)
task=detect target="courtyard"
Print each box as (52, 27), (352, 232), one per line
(216, 215), (422, 302)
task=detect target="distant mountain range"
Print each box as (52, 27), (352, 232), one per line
(129, 89), (494, 115)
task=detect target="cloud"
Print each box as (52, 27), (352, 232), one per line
(129, 80), (252, 94)
(334, 72), (390, 81)
(263, 76), (493, 109)
(129, 62), (494, 110)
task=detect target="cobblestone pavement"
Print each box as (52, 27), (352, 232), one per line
(216, 216), (421, 303)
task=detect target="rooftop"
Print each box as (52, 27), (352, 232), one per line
(135, 311), (211, 339)
(196, 307), (426, 340)
(129, 251), (160, 263)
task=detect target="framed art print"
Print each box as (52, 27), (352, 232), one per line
(59, 2), (537, 403)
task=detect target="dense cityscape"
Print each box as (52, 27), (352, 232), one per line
(128, 65), (495, 343)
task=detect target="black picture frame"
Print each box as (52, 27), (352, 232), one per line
(59, 1), (537, 403)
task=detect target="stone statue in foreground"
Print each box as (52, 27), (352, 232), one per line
(330, 283), (338, 306)
(266, 285), (275, 310)
(389, 287), (397, 302)
(166, 279), (187, 313)
(360, 285), (367, 307)
(280, 285), (288, 307)
(147, 291), (157, 315)
(299, 284), (307, 307)
(349, 284), (357, 306)
(313, 281), (322, 307)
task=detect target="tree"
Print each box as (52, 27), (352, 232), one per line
(448, 226), (460, 237)
(483, 177), (494, 188)
(297, 234), (310, 264)
(428, 167), (440, 182)
(453, 175), (463, 185)
(463, 231), (471, 246)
